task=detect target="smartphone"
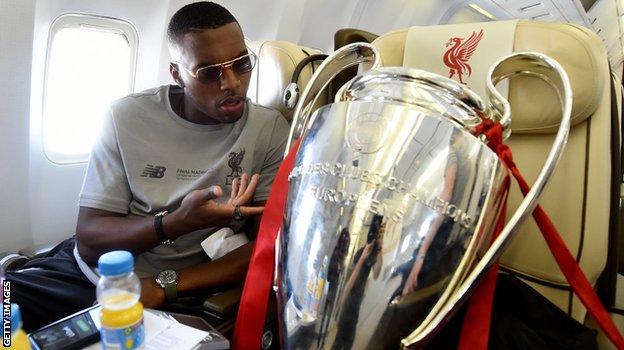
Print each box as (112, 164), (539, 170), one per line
(28, 305), (101, 350)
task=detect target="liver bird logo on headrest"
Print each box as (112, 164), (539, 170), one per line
(443, 29), (484, 84)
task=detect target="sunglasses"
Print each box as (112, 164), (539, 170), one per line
(175, 51), (257, 84)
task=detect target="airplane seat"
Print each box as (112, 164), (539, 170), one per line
(247, 40), (327, 123)
(334, 28), (379, 48)
(372, 20), (619, 330)
(0, 252), (29, 271)
(589, 72), (624, 350)
(329, 28), (379, 97)
(1, 240), (65, 271)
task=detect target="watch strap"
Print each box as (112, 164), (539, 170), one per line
(163, 282), (177, 301)
(154, 211), (172, 244)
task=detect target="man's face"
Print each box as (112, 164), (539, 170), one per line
(174, 22), (251, 124)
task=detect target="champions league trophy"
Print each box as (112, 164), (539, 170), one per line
(277, 43), (572, 349)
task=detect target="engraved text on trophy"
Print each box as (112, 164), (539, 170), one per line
(288, 161), (473, 228)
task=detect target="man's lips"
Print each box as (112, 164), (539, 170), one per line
(218, 95), (244, 107)
(217, 96), (245, 116)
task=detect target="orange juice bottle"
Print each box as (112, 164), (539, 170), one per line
(97, 251), (145, 350)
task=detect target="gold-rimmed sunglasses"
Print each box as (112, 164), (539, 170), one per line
(174, 51), (257, 84)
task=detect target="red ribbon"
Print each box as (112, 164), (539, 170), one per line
(233, 140), (300, 350)
(458, 172), (509, 350)
(459, 120), (624, 350)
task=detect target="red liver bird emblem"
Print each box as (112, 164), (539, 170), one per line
(443, 29), (484, 84)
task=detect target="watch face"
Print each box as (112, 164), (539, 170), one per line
(157, 270), (177, 284)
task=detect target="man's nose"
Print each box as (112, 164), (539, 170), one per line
(219, 65), (240, 91)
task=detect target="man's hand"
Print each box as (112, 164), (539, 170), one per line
(228, 173), (260, 207)
(140, 277), (166, 309)
(166, 173), (264, 234)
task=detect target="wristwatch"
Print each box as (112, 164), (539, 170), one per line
(154, 210), (174, 245)
(155, 269), (179, 302)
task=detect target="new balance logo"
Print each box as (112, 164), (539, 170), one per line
(141, 164), (166, 178)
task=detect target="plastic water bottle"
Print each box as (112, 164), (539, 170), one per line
(97, 251), (145, 350)
(7, 303), (32, 350)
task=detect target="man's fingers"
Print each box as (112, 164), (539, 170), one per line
(238, 173), (250, 196)
(238, 174), (260, 203)
(197, 186), (222, 203)
(240, 205), (264, 217)
(231, 178), (239, 201)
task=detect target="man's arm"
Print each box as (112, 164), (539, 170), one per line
(137, 200), (265, 309)
(177, 241), (253, 292)
(139, 241), (253, 308)
(77, 175), (263, 265)
(76, 208), (161, 264)
(242, 200), (265, 241)
(76, 206), (200, 264)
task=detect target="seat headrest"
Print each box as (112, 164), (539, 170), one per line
(247, 40), (322, 122)
(372, 21), (608, 133)
(334, 28), (379, 50)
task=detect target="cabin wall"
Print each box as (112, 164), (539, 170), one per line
(0, 0), (36, 252)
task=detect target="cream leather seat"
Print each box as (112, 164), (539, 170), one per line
(247, 40), (325, 122)
(372, 20), (619, 329)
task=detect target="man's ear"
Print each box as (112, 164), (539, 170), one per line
(170, 63), (185, 88)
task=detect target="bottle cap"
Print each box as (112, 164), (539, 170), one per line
(10, 303), (21, 333)
(98, 250), (134, 276)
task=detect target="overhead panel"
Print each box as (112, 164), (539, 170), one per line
(489, 0), (623, 69)
(439, 1), (514, 24)
(490, 0), (590, 25)
(588, 0), (623, 68)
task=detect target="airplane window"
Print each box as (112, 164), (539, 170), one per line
(43, 14), (137, 164)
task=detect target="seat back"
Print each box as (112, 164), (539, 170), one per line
(247, 40), (325, 122)
(330, 28), (379, 97)
(372, 20), (616, 322)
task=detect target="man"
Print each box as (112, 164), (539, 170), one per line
(8, 1), (289, 331)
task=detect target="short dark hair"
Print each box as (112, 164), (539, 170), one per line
(167, 2), (238, 46)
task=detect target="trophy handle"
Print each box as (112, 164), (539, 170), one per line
(402, 52), (573, 348)
(284, 42), (381, 157)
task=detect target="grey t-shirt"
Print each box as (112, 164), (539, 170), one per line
(77, 85), (289, 278)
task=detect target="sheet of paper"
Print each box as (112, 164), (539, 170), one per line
(145, 319), (207, 350)
(144, 309), (177, 343)
(83, 310), (222, 350)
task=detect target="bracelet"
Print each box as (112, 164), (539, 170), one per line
(233, 205), (244, 221)
(154, 211), (174, 245)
